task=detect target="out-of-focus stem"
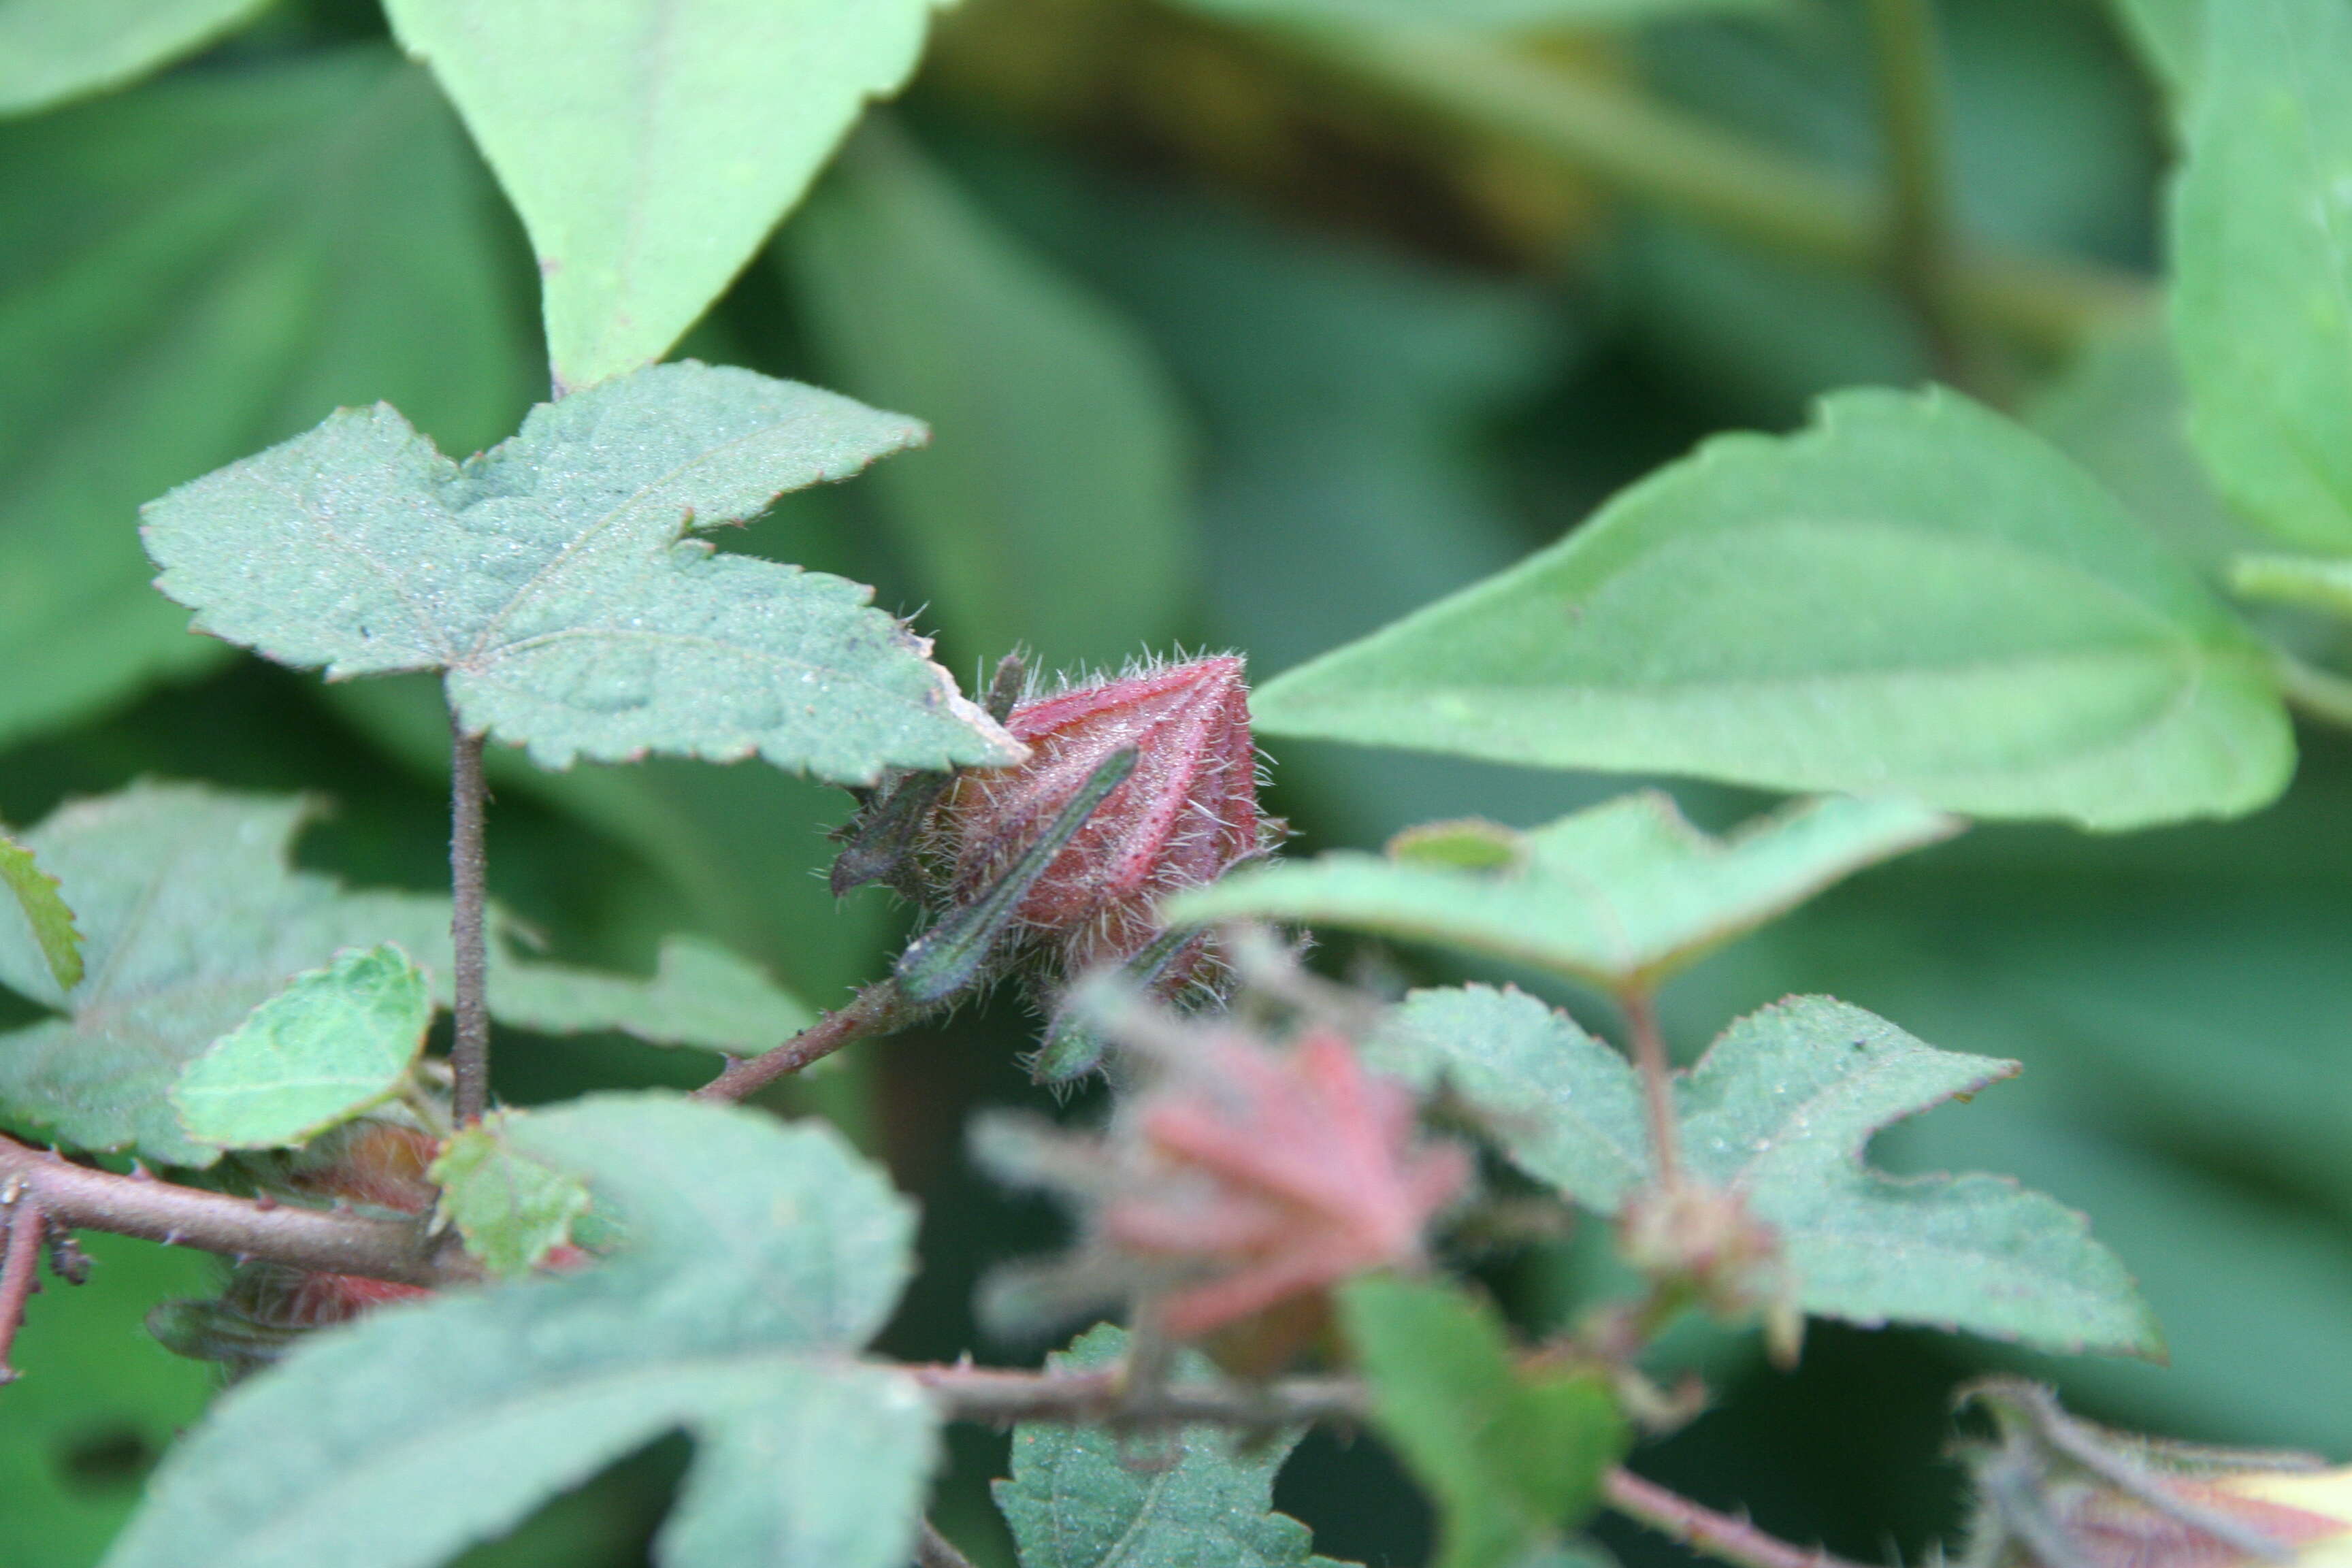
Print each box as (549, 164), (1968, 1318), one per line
(448, 715), (492, 1125)
(1622, 990), (1681, 1186)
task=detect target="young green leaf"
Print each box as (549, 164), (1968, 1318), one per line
(103, 1095), (937, 1568)
(143, 360), (1022, 783)
(1373, 987), (2163, 1356)
(1337, 1275), (1628, 1568)
(382, 0), (949, 391)
(992, 1324), (1350, 1568)
(781, 122), (1194, 672)
(0, 783), (817, 1164)
(0, 833), (82, 990)
(1171, 792), (1956, 992)
(430, 1114), (593, 1279)
(486, 935), (811, 1056)
(0, 0), (272, 115)
(2172, 0), (2352, 553)
(0, 50), (532, 750)
(170, 945), (434, 1151)
(1250, 388), (2293, 830)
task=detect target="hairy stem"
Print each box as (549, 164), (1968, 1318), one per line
(914, 1520), (979, 1568)
(1863, 0), (1976, 390)
(692, 981), (911, 1101)
(1622, 990), (1682, 1186)
(449, 716), (492, 1126)
(1604, 1469), (1875, 1568)
(0, 1137), (473, 1289)
(0, 1189), (44, 1383)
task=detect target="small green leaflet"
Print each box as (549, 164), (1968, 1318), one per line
(430, 1114), (593, 1279)
(487, 935), (811, 1055)
(103, 1095), (937, 1568)
(1250, 387), (2292, 831)
(0, 833), (81, 990)
(171, 945), (432, 1150)
(993, 1324), (1351, 1568)
(1337, 1275), (1627, 1568)
(0, 783), (812, 1165)
(2232, 555), (2352, 622)
(1171, 791), (1955, 993)
(382, 0), (949, 391)
(144, 360), (1022, 783)
(1372, 987), (2163, 1356)
(2171, 0), (2352, 554)
(0, 0), (272, 116)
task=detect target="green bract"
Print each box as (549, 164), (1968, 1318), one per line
(1373, 987), (2163, 1356)
(1169, 791), (1957, 992)
(382, 0), (948, 391)
(103, 1095), (936, 1568)
(142, 360), (1024, 782)
(170, 945), (433, 1151)
(1252, 388), (2293, 830)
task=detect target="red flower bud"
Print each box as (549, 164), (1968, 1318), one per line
(934, 654), (1280, 984)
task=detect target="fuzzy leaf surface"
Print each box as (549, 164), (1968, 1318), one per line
(382, 0), (946, 390)
(2172, 0), (2352, 552)
(486, 935), (810, 1054)
(430, 1114), (593, 1279)
(0, 0), (271, 114)
(1251, 388), (2291, 830)
(104, 1094), (936, 1568)
(171, 944), (432, 1150)
(0, 833), (82, 990)
(1373, 988), (2162, 1354)
(143, 360), (1019, 781)
(993, 1324), (1348, 1568)
(1338, 1275), (1626, 1568)
(1171, 791), (1955, 990)
(0, 783), (816, 1164)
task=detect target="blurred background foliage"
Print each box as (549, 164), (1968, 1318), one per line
(4, 0), (2348, 1565)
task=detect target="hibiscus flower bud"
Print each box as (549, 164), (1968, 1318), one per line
(928, 653), (1281, 993)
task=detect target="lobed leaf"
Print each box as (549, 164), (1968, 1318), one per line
(0, 0), (272, 116)
(2171, 0), (2352, 555)
(1170, 791), (1956, 992)
(1337, 1275), (1627, 1568)
(993, 1324), (1350, 1568)
(1373, 987), (2163, 1356)
(382, 0), (949, 391)
(103, 1094), (936, 1568)
(1250, 387), (2292, 830)
(0, 832), (82, 990)
(430, 1114), (593, 1279)
(142, 359), (1023, 782)
(170, 945), (433, 1151)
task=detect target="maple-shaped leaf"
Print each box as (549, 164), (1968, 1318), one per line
(994, 1324), (1353, 1568)
(103, 1094), (938, 1568)
(0, 832), (82, 990)
(141, 359), (1024, 783)
(1373, 987), (2162, 1356)
(0, 783), (811, 1165)
(1169, 791), (1957, 994)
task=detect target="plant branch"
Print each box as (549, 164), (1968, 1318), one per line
(1622, 990), (1682, 1186)
(1604, 1469), (1876, 1568)
(0, 1136), (474, 1289)
(449, 715), (492, 1125)
(908, 1361), (1370, 1428)
(1863, 0), (1974, 389)
(693, 980), (911, 1101)
(0, 1188), (44, 1383)
(2274, 649), (2352, 731)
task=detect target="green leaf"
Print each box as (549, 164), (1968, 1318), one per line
(1372, 987), (2163, 1356)
(487, 934), (811, 1055)
(143, 359), (1022, 782)
(0, 783), (819, 1164)
(103, 1094), (937, 1568)
(430, 1113), (593, 1279)
(382, 0), (947, 391)
(1170, 0), (1774, 30)
(1250, 388), (2293, 831)
(1337, 1275), (1628, 1568)
(2232, 554), (2352, 621)
(1171, 791), (1955, 992)
(992, 1324), (1349, 1568)
(2172, 0), (2352, 553)
(0, 0), (272, 116)
(170, 944), (433, 1150)
(2107, 0), (2202, 106)
(0, 48), (534, 749)
(780, 124), (1194, 672)
(0, 833), (82, 990)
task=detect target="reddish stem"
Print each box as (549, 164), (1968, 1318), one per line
(1605, 1469), (1876, 1568)
(0, 1190), (44, 1384)
(1622, 990), (1682, 1185)
(449, 717), (492, 1125)
(692, 981), (908, 1101)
